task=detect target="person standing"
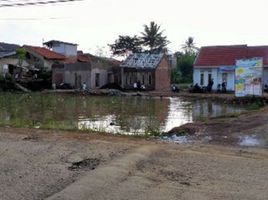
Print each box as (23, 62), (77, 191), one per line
(82, 82), (87, 91)
(207, 78), (214, 92)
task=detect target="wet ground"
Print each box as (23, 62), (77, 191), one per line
(0, 128), (267, 200)
(163, 107), (268, 148)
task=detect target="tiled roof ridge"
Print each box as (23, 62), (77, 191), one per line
(200, 44), (248, 48)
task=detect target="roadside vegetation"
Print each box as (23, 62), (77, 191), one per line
(0, 74), (18, 91)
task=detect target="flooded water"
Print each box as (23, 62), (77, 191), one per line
(0, 93), (246, 136)
(239, 135), (262, 147)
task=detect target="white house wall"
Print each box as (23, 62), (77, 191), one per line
(193, 68), (235, 91)
(52, 43), (77, 57)
(193, 68), (218, 90)
(217, 71), (235, 91)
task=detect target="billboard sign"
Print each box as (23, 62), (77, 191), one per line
(235, 58), (263, 97)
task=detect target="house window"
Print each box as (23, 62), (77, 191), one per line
(142, 74), (145, 84)
(200, 73), (204, 86)
(95, 73), (100, 87)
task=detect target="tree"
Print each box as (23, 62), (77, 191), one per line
(182, 37), (199, 54)
(109, 35), (142, 57)
(140, 21), (169, 53)
(171, 37), (199, 83)
(16, 48), (26, 67)
(176, 53), (196, 83)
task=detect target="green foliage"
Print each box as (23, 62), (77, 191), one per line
(109, 21), (169, 56)
(171, 68), (181, 84)
(141, 21), (169, 53)
(144, 127), (162, 137)
(182, 37), (199, 54)
(109, 35), (142, 57)
(171, 37), (199, 84)
(0, 75), (17, 91)
(16, 48), (26, 66)
(173, 52), (196, 83)
(246, 100), (264, 110)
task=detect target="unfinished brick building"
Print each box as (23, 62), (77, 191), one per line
(120, 53), (170, 91)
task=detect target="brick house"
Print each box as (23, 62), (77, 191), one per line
(194, 45), (268, 91)
(120, 53), (170, 91)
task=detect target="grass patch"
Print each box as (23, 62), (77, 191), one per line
(246, 102), (265, 110)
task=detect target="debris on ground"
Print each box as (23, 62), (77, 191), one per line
(68, 158), (100, 171)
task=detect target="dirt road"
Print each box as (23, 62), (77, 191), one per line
(0, 128), (268, 200)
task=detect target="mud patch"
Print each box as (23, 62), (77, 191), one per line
(167, 123), (204, 136)
(22, 135), (39, 141)
(68, 158), (100, 171)
(159, 169), (191, 183)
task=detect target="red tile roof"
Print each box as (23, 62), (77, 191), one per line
(63, 55), (90, 64)
(77, 54), (90, 62)
(24, 45), (66, 60)
(194, 45), (268, 68)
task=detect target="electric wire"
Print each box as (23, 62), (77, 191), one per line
(0, 0), (83, 7)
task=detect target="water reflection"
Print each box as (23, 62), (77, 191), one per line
(0, 94), (246, 135)
(192, 100), (245, 119)
(239, 135), (263, 147)
(164, 98), (192, 132)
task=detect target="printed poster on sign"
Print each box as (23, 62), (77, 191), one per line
(235, 58), (263, 97)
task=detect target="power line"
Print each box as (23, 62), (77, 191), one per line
(0, 0), (84, 7)
(0, 17), (68, 20)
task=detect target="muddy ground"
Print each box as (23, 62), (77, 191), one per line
(0, 111), (268, 200)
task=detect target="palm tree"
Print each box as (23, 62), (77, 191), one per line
(182, 37), (199, 54)
(141, 21), (169, 53)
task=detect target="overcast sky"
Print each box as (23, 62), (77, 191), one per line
(1, 0), (268, 57)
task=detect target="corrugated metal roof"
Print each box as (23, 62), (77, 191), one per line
(121, 53), (164, 69)
(0, 42), (20, 52)
(0, 52), (16, 58)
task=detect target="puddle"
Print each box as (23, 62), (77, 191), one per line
(239, 135), (262, 147)
(0, 93), (246, 136)
(162, 135), (192, 144)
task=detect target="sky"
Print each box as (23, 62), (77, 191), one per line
(1, 0), (268, 57)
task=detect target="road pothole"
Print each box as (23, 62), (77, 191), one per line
(68, 158), (100, 171)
